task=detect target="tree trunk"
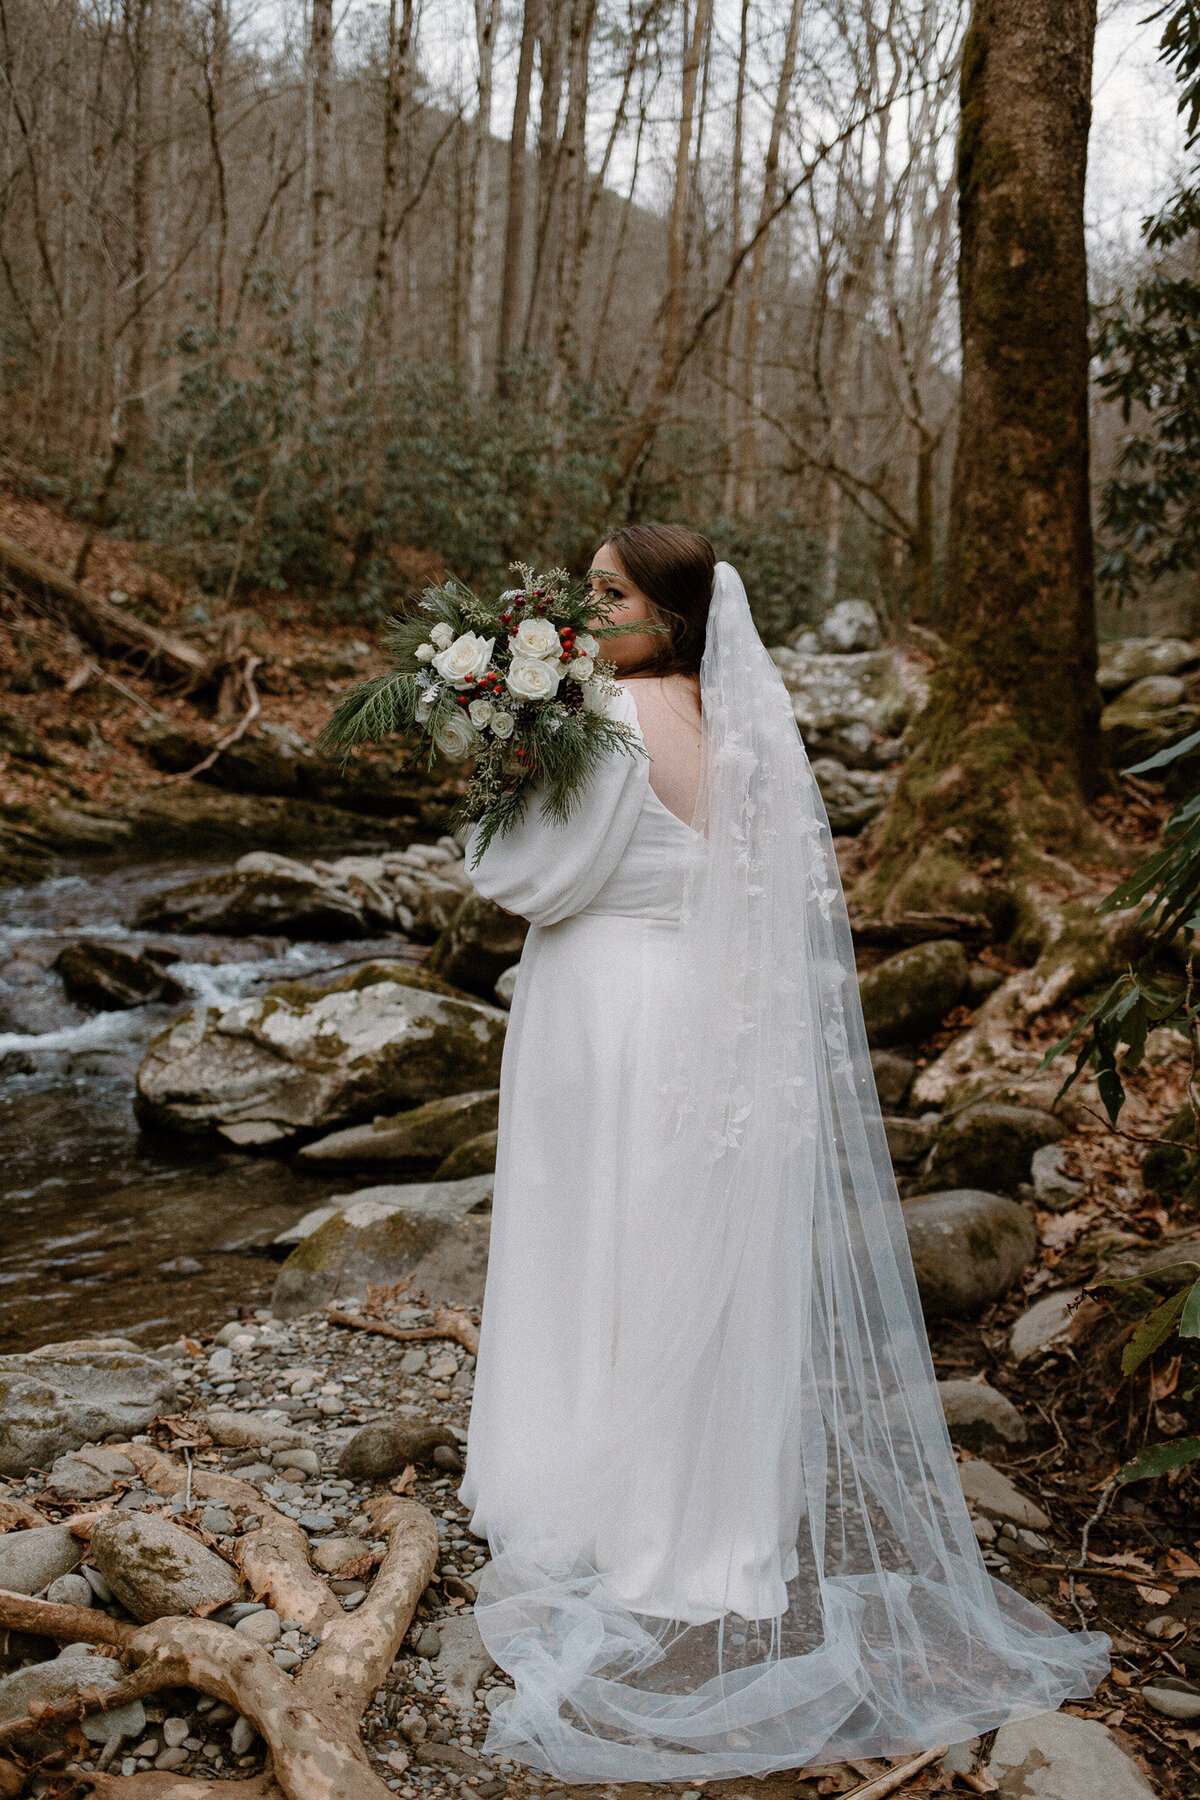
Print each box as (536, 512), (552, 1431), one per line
(122, 0), (154, 464)
(308, 0), (334, 397)
(465, 0), (501, 392)
(855, 0), (1119, 933)
(497, 0), (539, 388)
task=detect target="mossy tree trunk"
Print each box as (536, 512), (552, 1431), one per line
(856, 0), (1123, 939)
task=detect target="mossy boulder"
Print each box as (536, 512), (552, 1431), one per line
(435, 1129), (498, 1180)
(858, 939), (969, 1048)
(272, 1176), (494, 1316)
(1096, 637), (1198, 694)
(428, 893), (529, 1000)
(0, 1343), (176, 1477)
(918, 1102), (1065, 1195)
(135, 962), (506, 1139)
(902, 1188), (1037, 1318)
(89, 1512), (244, 1622)
(135, 857), (376, 938)
(297, 1089), (500, 1169)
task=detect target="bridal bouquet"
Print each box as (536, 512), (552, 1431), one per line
(322, 564), (648, 863)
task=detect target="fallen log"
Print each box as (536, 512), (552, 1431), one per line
(0, 530), (207, 681)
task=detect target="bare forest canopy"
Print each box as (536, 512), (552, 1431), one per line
(0, 0), (1183, 637)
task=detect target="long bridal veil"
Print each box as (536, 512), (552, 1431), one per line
(471, 562), (1108, 1780)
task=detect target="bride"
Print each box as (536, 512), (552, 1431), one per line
(457, 524), (1108, 1781)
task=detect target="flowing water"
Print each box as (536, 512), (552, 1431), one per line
(0, 855), (415, 1354)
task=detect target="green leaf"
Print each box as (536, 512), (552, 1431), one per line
(1117, 1436), (1200, 1484)
(1097, 1064), (1127, 1125)
(1180, 1277), (1200, 1338)
(1121, 1284), (1191, 1374)
(1122, 725), (1200, 774)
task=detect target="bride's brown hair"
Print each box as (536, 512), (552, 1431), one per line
(602, 523), (716, 677)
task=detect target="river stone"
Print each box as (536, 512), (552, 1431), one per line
(818, 599), (881, 654)
(53, 942), (186, 1011)
(957, 1460), (1050, 1529)
(1009, 1289), (1083, 1363)
(809, 758), (893, 834)
(46, 1572), (94, 1607)
(0, 1651), (124, 1740)
(0, 1344), (176, 1475)
(1140, 1681), (1200, 1721)
(858, 940), (969, 1048)
(338, 1421), (463, 1482)
(202, 1411), (314, 1453)
(435, 1129), (498, 1181)
(435, 1613), (495, 1708)
(0, 1525), (82, 1594)
(428, 893), (530, 1001)
(918, 1103), (1065, 1195)
(1030, 1142), (1086, 1211)
(135, 856), (373, 939)
(1096, 636), (1198, 694)
(273, 1177), (494, 1317)
(134, 963), (507, 1138)
(937, 1380), (1028, 1450)
(883, 1116), (937, 1168)
(870, 1049), (916, 1110)
(311, 1537), (370, 1573)
(49, 1453), (116, 1499)
(987, 1711), (1155, 1799)
(297, 1090), (501, 1169)
(89, 1512), (245, 1622)
(494, 965), (519, 1007)
(770, 646), (926, 740)
(902, 1190), (1037, 1319)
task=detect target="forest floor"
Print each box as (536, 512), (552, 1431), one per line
(0, 476), (1197, 1797)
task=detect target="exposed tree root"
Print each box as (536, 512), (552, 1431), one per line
(328, 1305), (481, 1358)
(1, 1448), (438, 1799)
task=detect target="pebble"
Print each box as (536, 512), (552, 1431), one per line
(46, 1572), (94, 1607)
(230, 1717), (257, 1756)
(1141, 1683), (1200, 1721)
(155, 1747), (190, 1771)
(162, 1718), (189, 1748)
(274, 1647), (303, 1670)
(485, 1685), (515, 1715)
(214, 1601), (267, 1625)
(235, 1608), (282, 1644)
(312, 1536), (371, 1573)
(298, 1511), (338, 1532)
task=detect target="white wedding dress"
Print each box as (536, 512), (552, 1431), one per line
(458, 566), (1108, 1782)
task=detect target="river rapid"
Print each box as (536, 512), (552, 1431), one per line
(0, 854), (417, 1354)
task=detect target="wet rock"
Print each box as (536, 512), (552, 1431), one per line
(937, 1380), (1028, 1450)
(274, 1176), (493, 1316)
(428, 894), (530, 1000)
(859, 939), (969, 1048)
(986, 1711), (1155, 1799)
(123, 786), (424, 855)
(1096, 636), (1198, 694)
(53, 943), (186, 1011)
(1009, 1289), (1083, 1363)
(135, 854), (374, 939)
(0, 1525), (82, 1594)
(0, 1343), (175, 1475)
(809, 758), (894, 834)
(918, 1103), (1065, 1195)
(957, 1460), (1050, 1529)
(870, 1049), (916, 1110)
(338, 1420), (463, 1483)
(817, 599), (881, 654)
(435, 1129), (498, 1181)
(297, 1089), (500, 1170)
(882, 1116), (937, 1169)
(135, 963), (506, 1139)
(494, 965), (519, 1007)
(1030, 1142), (1086, 1212)
(435, 1613), (495, 1708)
(89, 1512), (245, 1623)
(902, 1190), (1037, 1319)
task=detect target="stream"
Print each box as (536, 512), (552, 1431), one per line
(0, 854), (416, 1354)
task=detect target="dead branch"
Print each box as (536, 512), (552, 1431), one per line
(840, 1745), (949, 1798)
(0, 1589), (133, 1650)
(328, 1305), (480, 1358)
(168, 651), (261, 783)
(0, 529), (207, 680)
(0, 1497), (47, 1529)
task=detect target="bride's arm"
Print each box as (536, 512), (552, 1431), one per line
(466, 684), (648, 927)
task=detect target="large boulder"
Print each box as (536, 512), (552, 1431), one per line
(918, 1102), (1065, 1195)
(428, 894), (529, 1000)
(135, 852), (382, 938)
(0, 1342), (176, 1476)
(435, 1129), (498, 1180)
(272, 1176), (494, 1317)
(0, 1648), (126, 1743)
(89, 1512), (245, 1622)
(134, 963), (506, 1140)
(986, 1712), (1156, 1800)
(902, 1190), (1037, 1319)
(817, 599), (882, 654)
(809, 758), (895, 834)
(1096, 636), (1198, 694)
(53, 942), (186, 1010)
(297, 1090), (500, 1169)
(770, 646), (927, 743)
(858, 939), (969, 1048)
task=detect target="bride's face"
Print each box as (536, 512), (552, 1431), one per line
(589, 544), (656, 673)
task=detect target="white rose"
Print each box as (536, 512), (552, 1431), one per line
(429, 621), (455, 649)
(468, 697), (494, 728)
(415, 643), (435, 663)
(580, 677), (618, 717)
(434, 711), (477, 760)
(511, 616), (561, 660)
(567, 655), (595, 683)
(433, 631), (495, 687)
(491, 709), (515, 739)
(575, 632), (600, 659)
(507, 656), (563, 702)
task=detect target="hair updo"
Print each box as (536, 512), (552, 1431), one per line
(602, 523), (716, 677)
